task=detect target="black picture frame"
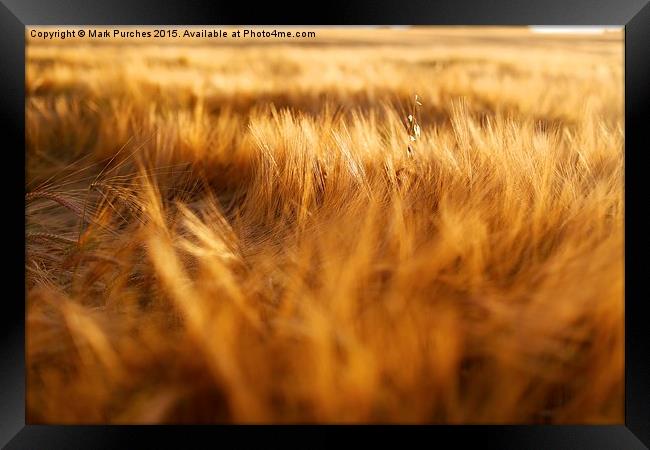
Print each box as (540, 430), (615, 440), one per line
(2, 1), (649, 448)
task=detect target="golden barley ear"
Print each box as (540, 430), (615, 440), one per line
(405, 94), (422, 157)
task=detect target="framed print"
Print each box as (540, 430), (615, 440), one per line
(1, 0), (649, 448)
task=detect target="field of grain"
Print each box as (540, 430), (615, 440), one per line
(25, 26), (624, 423)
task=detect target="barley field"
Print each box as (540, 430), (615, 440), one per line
(25, 26), (624, 424)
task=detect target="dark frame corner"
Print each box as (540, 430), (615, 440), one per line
(2, 0), (649, 448)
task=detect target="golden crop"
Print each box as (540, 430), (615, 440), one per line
(26, 27), (624, 423)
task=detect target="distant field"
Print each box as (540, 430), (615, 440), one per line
(26, 27), (624, 423)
